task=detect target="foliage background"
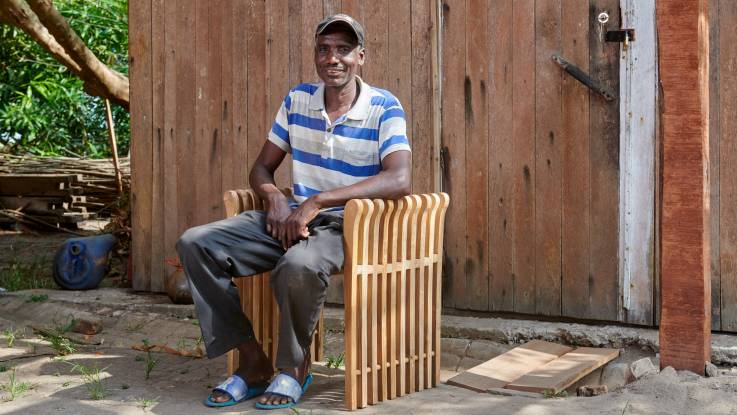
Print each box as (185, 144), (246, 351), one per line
(0, 0), (129, 158)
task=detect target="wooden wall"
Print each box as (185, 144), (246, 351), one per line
(129, 0), (438, 292)
(709, 0), (737, 332)
(130, 0), (737, 332)
(440, 0), (621, 321)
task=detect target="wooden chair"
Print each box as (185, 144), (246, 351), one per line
(223, 189), (450, 410)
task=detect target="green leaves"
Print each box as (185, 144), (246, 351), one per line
(0, 0), (129, 158)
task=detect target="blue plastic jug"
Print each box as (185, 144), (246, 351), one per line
(53, 234), (117, 290)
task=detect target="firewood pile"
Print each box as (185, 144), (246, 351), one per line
(0, 154), (130, 226)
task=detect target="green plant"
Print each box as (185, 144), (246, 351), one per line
(0, 368), (34, 401)
(0, 366), (6, 373)
(39, 331), (76, 356)
(0, 262), (55, 292)
(2, 327), (22, 347)
(141, 339), (157, 380)
(326, 353), (344, 369)
(38, 318), (77, 356)
(69, 362), (107, 400)
(61, 380), (71, 387)
(0, 0), (130, 157)
(136, 396), (159, 411)
(26, 294), (49, 303)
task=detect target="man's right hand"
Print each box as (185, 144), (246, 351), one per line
(265, 192), (292, 249)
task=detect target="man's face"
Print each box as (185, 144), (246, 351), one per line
(314, 29), (364, 88)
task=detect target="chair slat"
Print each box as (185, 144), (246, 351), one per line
(343, 199), (364, 411)
(379, 200), (394, 401)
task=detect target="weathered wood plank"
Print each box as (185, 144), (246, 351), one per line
(447, 340), (573, 392)
(440, 0), (466, 309)
(534, 0), (562, 316)
(246, 0), (267, 172)
(657, 0), (711, 374)
(162, 0), (180, 291)
(269, 0), (291, 189)
(505, 347), (619, 394)
(465, 0), (490, 311)
(708, 0), (720, 330)
(193, 0), (209, 227)
(511, 0), (536, 314)
(619, 0), (657, 326)
(363, 2), (388, 89)
(220, 0), (235, 194)
(301, 0), (322, 83)
(588, 0), (620, 321)
(488, 0), (515, 312)
(718, 0), (737, 331)
(561, 0), (591, 319)
(150, 0), (165, 292)
(129, 0), (153, 291)
(206, 0), (223, 222)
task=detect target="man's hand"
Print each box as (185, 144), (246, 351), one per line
(281, 197), (321, 249)
(265, 192), (292, 244)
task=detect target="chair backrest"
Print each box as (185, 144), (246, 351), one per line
(223, 188), (293, 217)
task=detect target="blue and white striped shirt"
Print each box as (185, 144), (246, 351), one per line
(267, 76), (411, 210)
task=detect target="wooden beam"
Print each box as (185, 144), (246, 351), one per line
(657, 0), (711, 375)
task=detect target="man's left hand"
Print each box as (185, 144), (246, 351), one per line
(282, 197), (321, 249)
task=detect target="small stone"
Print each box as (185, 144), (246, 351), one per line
(112, 310), (124, 317)
(601, 363), (633, 390)
(71, 319), (103, 335)
(705, 361), (719, 377)
(577, 385), (608, 397)
(631, 357), (659, 379)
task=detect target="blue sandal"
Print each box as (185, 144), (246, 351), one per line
(203, 374), (268, 408)
(254, 372), (314, 410)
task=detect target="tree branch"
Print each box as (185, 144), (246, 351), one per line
(26, 0), (129, 109)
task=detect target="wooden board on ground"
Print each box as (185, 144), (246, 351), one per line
(446, 340), (573, 392)
(505, 347), (619, 394)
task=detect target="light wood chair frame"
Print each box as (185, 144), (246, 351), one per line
(223, 189), (450, 410)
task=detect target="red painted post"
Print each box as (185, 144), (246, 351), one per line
(657, 0), (711, 375)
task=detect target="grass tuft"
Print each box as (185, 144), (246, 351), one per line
(0, 262), (56, 292)
(141, 339), (158, 380)
(326, 353), (345, 369)
(68, 362), (108, 400)
(2, 327), (22, 348)
(136, 396), (160, 411)
(0, 367), (34, 401)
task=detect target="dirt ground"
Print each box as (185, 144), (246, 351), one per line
(0, 289), (736, 415)
(2, 232), (737, 414)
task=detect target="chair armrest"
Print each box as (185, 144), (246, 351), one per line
(343, 193), (450, 268)
(222, 187), (293, 217)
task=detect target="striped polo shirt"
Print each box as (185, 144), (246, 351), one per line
(267, 76), (411, 211)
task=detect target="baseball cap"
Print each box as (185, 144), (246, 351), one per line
(315, 14), (365, 47)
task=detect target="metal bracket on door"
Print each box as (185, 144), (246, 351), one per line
(551, 54), (618, 101)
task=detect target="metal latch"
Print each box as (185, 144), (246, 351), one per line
(605, 29), (635, 43)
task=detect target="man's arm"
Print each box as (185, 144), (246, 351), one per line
(282, 150), (412, 245)
(249, 141), (293, 246)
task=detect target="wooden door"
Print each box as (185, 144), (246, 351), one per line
(440, 0), (651, 323)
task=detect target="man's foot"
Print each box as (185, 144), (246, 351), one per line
(258, 348), (311, 407)
(209, 340), (274, 404)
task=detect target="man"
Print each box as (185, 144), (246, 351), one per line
(176, 14), (411, 410)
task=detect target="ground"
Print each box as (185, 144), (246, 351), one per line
(1, 232), (737, 414)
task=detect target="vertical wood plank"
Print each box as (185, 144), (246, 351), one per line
(232, 0), (249, 188)
(247, 0), (267, 172)
(708, 0), (720, 331)
(534, 0), (562, 316)
(415, 196), (427, 391)
(392, 0), (412, 180)
(368, 200), (383, 404)
(718, 0), (737, 331)
(407, 196), (421, 393)
(129, 0), (153, 291)
(379, 200), (393, 401)
(389, 199), (403, 399)
(359, 201), (373, 407)
(362, 1), (388, 89)
(150, 0), (165, 292)
(561, 0), (591, 318)
(398, 197), (410, 396)
(324, 0), (340, 16)
(440, 0), (467, 309)
(207, 0), (223, 222)
(193, 0), (209, 227)
(463, 0), (490, 311)
(434, 193), (450, 385)
(588, 0), (620, 321)
(343, 200), (363, 410)
(410, 0), (432, 194)
(488, 0), (515, 312)
(220, 1), (235, 199)
(619, 0), (657, 325)
(162, 0), (180, 295)
(175, 0), (197, 256)
(268, 0), (291, 188)
(657, 0), (711, 374)
(301, 0), (322, 83)
(512, 0), (536, 314)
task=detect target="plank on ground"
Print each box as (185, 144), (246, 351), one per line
(505, 347), (619, 394)
(446, 340), (573, 392)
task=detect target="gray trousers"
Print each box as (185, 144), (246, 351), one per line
(175, 210), (344, 368)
